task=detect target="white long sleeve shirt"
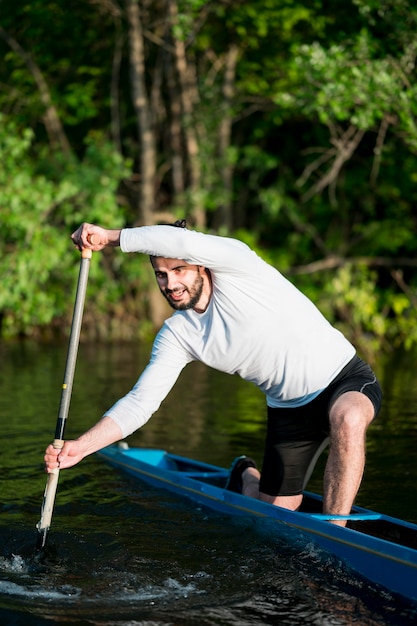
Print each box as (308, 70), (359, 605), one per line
(106, 226), (355, 437)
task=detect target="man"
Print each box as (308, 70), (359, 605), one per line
(44, 221), (382, 521)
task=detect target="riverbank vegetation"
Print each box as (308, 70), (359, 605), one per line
(1, 0), (416, 356)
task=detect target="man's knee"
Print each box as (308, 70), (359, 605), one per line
(329, 391), (375, 437)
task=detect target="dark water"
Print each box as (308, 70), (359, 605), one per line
(0, 340), (417, 625)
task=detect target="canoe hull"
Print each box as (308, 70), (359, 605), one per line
(98, 445), (417, 603)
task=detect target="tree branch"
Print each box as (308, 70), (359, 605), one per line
(370, 114), (395, 187)
(0, 26), (71, 155)
(287, 255), (417, 275)
(390, 269), (417, 310)
(297, 124), (365, 204)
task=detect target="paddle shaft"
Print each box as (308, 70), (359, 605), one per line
(36, 246), (93, 551)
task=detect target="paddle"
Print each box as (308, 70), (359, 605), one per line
(35, 241), (96, 552)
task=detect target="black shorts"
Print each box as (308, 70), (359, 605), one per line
(259, 355), (382, 497)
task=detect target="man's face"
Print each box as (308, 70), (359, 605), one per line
(151, 257), (205, 311)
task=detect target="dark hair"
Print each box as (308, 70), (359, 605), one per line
(149, 219), (187, 263)
(170, 219), (187, 228)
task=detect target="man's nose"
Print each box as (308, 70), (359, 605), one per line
(166, 272), (178, 290)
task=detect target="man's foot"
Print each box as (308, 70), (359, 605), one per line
(225, 455), (258, 493)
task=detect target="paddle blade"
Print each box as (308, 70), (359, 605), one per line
(35, 469), (60, 552)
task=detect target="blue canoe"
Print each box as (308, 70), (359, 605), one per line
(98, 444), (417, 603)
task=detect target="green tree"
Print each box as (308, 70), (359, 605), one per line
(0, 0), (416, 350)
(0, 115), (131, 339)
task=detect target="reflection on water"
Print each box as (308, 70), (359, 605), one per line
(0, 340), (417, 625)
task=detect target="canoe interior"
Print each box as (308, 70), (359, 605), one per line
(298, 496), (417, 550)
(348, 519), (417, 550)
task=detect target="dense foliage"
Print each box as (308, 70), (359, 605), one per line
(1, 0), (416, 354)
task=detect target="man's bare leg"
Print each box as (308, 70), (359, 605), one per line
(323, 391), (375, 525)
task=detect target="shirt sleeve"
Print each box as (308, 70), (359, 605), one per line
(105, 325), (193, 438)
(119, 225), (257, 274)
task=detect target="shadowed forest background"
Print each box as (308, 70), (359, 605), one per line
(1, 0), (417, 359)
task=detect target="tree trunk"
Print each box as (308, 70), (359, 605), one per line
(167, 0), (205, 229)
(93, 0), (124, 154)
(110, 19), (124, 154)
(125, 0), (157, 224)
(166, 52), (185, 198)
(216, 44), (239, 232)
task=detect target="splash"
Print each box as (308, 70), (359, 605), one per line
(0, 555), (199, 608)
(0, 554), (29, 574)
(102, 576), (201, 605)
(0, 553), (81, 603)
(0, 579), (80, 600)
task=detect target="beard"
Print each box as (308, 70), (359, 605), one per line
(162, 271), (204, 311)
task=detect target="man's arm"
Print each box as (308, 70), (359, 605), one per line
(44, 416), (123, 472)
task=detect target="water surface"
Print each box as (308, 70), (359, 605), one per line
(0, 341), (416, 625)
